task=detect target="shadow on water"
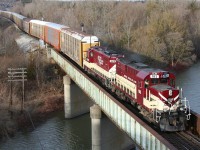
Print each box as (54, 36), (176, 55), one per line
(0, 110), (134, 150)
(0, 111), (91, 150)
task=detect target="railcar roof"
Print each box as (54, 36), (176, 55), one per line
(1, 11), (11, 14)
(136, 70), (149, 79)
(12, 12), (26, 19)
(118, 54), (143, 64)
(134, 63), (149, 69)
(45, 22), (69, 30)
(136, 68), (166, 80)
(92, 47), (120, 57)
(119, 56), (163, 72)
(62, 28), (91, 36)
(142, 68), (163, 73)
(61, 28), (98, 42)
(30, 20), (48, 25)
(121, 60), (150, 70)
(104, 50), (118, 56)
(23, 18), (31, 22)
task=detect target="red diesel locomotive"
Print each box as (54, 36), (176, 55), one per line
(84, 47), (191, 131)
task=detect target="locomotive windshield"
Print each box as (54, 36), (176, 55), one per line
(151, 78), (159, 84)
(160, 78), (168, 83)
(150, 78), (168, 85)
(148, 71), (170, 86)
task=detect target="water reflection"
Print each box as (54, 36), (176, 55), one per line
(0, 112), (91, 150)
(176, 61), (200, 114)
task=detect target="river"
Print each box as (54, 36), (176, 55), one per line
(0, 61), (200, 150)
(0, 112), (92, 150)
(176, 60), (200, 114)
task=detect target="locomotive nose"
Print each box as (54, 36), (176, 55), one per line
(159, 89), (179, 101)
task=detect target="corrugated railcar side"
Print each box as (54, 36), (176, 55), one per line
(12, 12), (26, 30)
(60, 28), (100, 66)
(44, 23), (68, 51)
(30, 20), (47, 40)
(23, 18), (31, 34)
(0, 11), (12, 20)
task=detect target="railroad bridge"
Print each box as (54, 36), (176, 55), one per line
(1, 9), (199, 149)
(45, 47), (200, 150)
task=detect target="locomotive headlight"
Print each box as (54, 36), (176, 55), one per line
(169, 90), (172, 96)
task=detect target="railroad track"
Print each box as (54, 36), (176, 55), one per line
(160, 131), (200, 150)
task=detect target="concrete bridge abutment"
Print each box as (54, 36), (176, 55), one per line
(46, 47), (56, 64)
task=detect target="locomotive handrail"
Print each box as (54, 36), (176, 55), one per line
(181, 97), (191, 120)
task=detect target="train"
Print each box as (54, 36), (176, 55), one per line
(0, 10), (191, 131)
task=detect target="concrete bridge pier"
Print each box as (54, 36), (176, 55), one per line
(63, 75), (93, 118)
(63, 75), (72, 118)
(46, 47), (51, 61)
(90, 105), (102, 150)
(46, 48), (56, 64)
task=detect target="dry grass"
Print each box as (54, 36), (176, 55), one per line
(0, 15), (64, 139)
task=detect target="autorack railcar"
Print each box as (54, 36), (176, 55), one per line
(11, 12), (26, 30)
(44, 22), (69, 51)
(0, 11), (12, 19)
(23, 18), (31, 34)
(30, 20), (48, 40)
(60, 28), (100, 66)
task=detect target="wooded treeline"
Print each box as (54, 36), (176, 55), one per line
(12, 0), (200, 67)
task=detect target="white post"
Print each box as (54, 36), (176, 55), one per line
(90, 105), (101, 150)
(63, 75), (72, 118)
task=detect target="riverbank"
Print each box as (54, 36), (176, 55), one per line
(0, 79), (64, 140)
(0, 17), (65, 140)
(0, 76), (64, 140)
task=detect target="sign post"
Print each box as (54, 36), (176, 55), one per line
(8, 68), (27, 113)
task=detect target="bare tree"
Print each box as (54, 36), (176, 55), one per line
(165, 32), (194, 67)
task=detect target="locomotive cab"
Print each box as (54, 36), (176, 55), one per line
(142, 71), (190, 131)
